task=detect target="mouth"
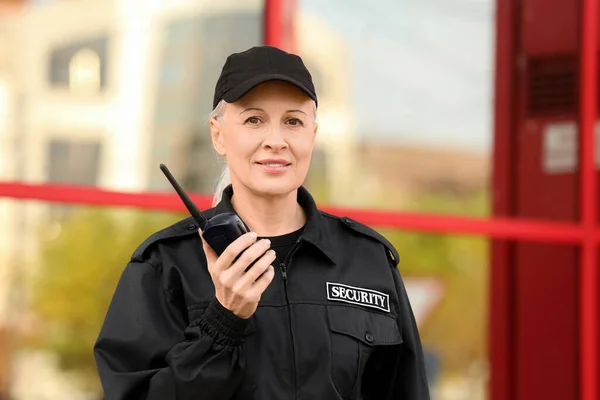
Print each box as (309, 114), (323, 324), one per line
(255, 159), (292, 174)
(256, 159), (292, 167)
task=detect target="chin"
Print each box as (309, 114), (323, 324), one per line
(249, 178), (301, 199)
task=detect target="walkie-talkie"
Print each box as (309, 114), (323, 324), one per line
(160, 164), (248, 256)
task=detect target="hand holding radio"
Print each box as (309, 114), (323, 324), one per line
(200, 230), (276, 319)
(159, 163), (275, 319)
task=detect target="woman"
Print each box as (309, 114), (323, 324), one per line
(94, 45), (430, 400)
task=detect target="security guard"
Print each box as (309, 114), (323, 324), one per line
(94, 46), (430, 400)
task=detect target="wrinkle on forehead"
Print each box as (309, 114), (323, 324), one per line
(232, 81), (316, 116)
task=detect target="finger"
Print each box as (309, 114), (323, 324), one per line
(215, 231), (259, 273)
(229, 239), (272, 276)
(238, 249), (276, 286)
(198, 229), (218, 266)
(250, 264), (275, 294)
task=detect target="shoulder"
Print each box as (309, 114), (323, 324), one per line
(320, 211), (400, 267)
(130, 213), (210, 264)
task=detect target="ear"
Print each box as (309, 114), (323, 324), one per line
(210, 117), (226, 156)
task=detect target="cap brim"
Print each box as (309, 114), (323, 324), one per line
(221, 73), (317, 106)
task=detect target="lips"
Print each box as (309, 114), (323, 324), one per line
(256, 159), (291, 167)
(255, 159), (292, 175)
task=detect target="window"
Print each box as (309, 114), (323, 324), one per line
(46, 138), (102, 220)
(48, 35), (109, 93)
(47, 138), (102, 186)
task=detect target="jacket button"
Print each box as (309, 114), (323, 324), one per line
(343, 217), (354, 226)
(187, 224), (197, 231)
(365, 332), (374, 343)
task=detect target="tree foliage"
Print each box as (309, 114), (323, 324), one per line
(29, 207), (182, 390)
(380, 189), (490, 373)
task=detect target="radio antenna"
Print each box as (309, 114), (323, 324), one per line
(160, 164), (208, 230)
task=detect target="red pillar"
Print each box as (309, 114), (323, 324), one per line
(490, 0), (518, 397)
(264, 0), (296, 52)
(578, 0), (598, 398)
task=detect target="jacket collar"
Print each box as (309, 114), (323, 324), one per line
(213, 185), (337, 265)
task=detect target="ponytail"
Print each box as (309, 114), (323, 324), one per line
(212, 166), (230, 206)
(210, 100), (229, 206)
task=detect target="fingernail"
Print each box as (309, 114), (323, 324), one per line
(263, 239), (271, 246)
(250, 232), (258, 240)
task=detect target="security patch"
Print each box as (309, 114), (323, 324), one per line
(326, 282), (390, 312)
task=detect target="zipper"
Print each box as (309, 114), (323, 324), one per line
(280, 238), (302, 399)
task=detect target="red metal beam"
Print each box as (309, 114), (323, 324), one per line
(490, 0), (519, 395)
(0, 182), (212, 212)
(579, 0), (599, 397)
(264, 0), (296, 52)
(264, 0), (282, 48)
(0, 181), (597, 244)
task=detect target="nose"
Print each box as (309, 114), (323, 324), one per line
(263, 125), (288, 150)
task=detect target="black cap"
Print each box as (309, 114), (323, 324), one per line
(213, 46), (317, 109)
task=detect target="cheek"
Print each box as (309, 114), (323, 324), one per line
(292, 135), (315, 162)
(224, 134), (261, 169)
(225, 133), (255, 155)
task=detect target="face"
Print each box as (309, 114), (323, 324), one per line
(210, 80), (318, 198)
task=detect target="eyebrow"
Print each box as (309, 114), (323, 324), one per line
(239, 107), (307, 116)
(286, 109), (307, 115)
(240, 107), (264, 114)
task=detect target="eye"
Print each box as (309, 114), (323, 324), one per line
(286, 118), (304, 127)
(244, 116), (262, 125)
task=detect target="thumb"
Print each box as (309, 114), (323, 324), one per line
(198, 229), (217, 265)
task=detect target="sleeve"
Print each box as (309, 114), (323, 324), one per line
(362, 265), (431, 400)
(93, 261), (250, 400)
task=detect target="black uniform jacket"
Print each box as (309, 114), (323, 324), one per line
(93, 185), (430, 400)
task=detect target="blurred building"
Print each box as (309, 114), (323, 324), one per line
(0, 2), (26, 398)
(0, 0), (264, 398)
(357, 143), (490, 209)
(294, 11), (360, 205)
(0, 0), (357, 398)
(0, 0), (358, 274)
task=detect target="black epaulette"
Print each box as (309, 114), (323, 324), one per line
(336, 215), (400, 267)
(131, 216), (199, 262)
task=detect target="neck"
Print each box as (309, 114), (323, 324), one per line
(230, 184), (306, 237)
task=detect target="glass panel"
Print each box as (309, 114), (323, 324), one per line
(0, 196), (491, 399)
(296, 0), (494, 217)
(0, 1), (497, 399)
(295, 1), (494, 398)
(383, 229), (490, 399)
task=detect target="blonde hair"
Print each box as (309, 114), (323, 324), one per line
(211, 100), (230, 206)
(209, 97), (318, 206)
